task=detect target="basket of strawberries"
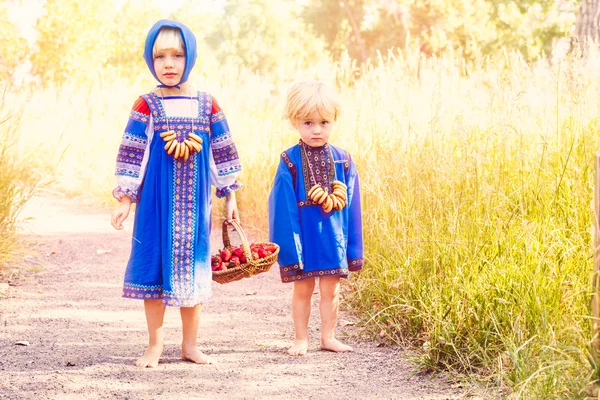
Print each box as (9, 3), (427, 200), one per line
(211, 219), (280, 284)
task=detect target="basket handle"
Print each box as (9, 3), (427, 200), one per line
(221, 219), (253, 265)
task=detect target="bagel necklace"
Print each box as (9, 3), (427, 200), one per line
(301, 141), (348, 213)
(158, 88), (204, 161)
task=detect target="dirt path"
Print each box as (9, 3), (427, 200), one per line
(0, 194), (470, 400)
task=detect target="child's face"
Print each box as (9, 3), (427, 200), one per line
(295, 110), (335, 148)
(153, 47), (186, 87)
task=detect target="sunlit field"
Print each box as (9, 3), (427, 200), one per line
(7, 48), (600, 398)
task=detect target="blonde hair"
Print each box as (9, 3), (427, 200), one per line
(283, 80), (341, 126)
(152, 28), (185, 57)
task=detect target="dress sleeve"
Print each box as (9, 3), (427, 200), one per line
(345, 154), (363, 271)
(268, 155), (304, 274)
(113, 97), (153, 203)
(208, 97), (242, 198)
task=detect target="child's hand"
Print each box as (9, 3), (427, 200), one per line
(226, 192), (240, 223)
(111, 197), (132, 230)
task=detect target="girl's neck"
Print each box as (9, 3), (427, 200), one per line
(158, 82), (192, 97)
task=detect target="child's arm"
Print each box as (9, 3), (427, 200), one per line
(225, 191), (239, 222)
(111, 195), (132, 230)
(268, 158), (303, 270)
(207, 96), (242, 217)
(113, 97), (152, 204)
(345, 155), (363, 271)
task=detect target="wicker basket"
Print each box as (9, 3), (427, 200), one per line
(212, 219), (279, 284)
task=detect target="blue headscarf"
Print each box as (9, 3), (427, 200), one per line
(143, 19), (197, 88)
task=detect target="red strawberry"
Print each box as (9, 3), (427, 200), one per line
(230, 256), (241, 268)
(257, 248), (267, 258)
(240, 255), (247, 264)
(233, 247), (244, 258)
(221, 248), (232, 262)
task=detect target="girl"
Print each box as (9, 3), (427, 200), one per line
(110, 20), (242, 368)
(268, 80), (363, 356)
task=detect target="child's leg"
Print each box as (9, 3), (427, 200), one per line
(136, 299), (166, 368)
(180, 304), (213, 364)
(289, 278), (315, 356)
(319, 276), (353, 352)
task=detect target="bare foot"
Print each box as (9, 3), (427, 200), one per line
(321, 338), (353, 353)
(181, 346), (214, 364)
(135, 345), (163, 368)
(288, 339), (309, 356)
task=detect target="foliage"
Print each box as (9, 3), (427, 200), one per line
(205, 0), (328, 76)
(303, 0), (577, 62)
(0, 1), (29, 83)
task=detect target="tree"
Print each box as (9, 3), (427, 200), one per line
(303, 0), (576, 63)
(574, 0), (600, 51)
(106, 0), (162, 81)
(205, 0), (327, 75)
(30, 0), (118, 86)
(0, 2), (29, 84)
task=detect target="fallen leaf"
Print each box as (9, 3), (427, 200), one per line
(66, 361), (76, 367)
(96, 249), (112, 255)
(340, 320), (355, 327)
(245, 291), (257, 296)
(379, 329), (386, 338)
(15, 341), (29, 346)
(376, 342), (385, 347)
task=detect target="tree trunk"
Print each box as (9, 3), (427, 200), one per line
(339, 0), (368, 63)
(573, 0), (600, 54)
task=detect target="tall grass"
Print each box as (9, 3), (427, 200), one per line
(0, 92), (36, 270)
(12, 49), (600, 397)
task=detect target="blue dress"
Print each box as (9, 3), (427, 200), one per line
(113, 91), (241, 306)
(268, 141), (363, 282)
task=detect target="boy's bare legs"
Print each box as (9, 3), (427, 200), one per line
(319, 276), (353, 352)
(180, 304), (213, 364)
(136, 299), (166, 368)
(289, 278), (315, 356)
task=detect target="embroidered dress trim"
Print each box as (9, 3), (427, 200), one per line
(215, 181), (242, 198)
(122, 283), (212, 306)
(113, 186), (139, 203)
(300, 141), (335, 199)
(123, 283), (162, 300)
(211, 132), (241, 176)
(297, 199), (319, 208)
(166, 156), (199, 304)
(144, 92), (203, 122)
(116, 139), (146, 178)
(114, 103), (150, 183)
(348, 258), (364, 271)
(281, 151), (297, 183)
(280, 263), (349, 283)
(210, 109), (225, 124)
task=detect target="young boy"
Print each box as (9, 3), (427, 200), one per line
(268, 80), (363, 356)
